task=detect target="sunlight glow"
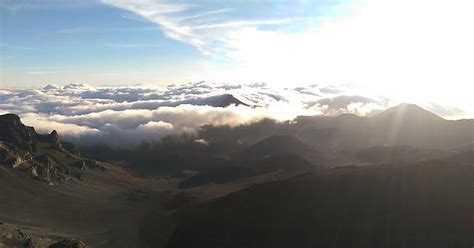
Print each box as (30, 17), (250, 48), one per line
(205, 0), (474, 115)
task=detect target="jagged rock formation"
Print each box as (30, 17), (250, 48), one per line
(0, 113), (99, 183)
(0, 114), (38, 152)
(37, 130), (62, 149)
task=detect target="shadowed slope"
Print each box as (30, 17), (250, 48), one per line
(168, 160), (473, 248)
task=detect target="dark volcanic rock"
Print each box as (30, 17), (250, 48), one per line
(37, 130), (62, 149)
(61, 142), (81, 156)
(49, 239), (87, 248)
(23, 238), (38, 248)
(33, 154), (60, 181)
(0, 114), (37, 151)
(5, 155), (24, 169)
(0, 114), (96, 183)
(0, 228), (36, 248)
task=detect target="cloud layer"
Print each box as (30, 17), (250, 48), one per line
(0, 82), (392, 146)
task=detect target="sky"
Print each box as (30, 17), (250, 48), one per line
(1, 0), (346, 87)
(0, 0), (473, 118)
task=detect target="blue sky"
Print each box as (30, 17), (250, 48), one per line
(1, 0), (346, 87)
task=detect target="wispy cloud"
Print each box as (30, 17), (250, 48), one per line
(177, 8), (233, 22)
(191, 18), (313, 30)
(101, 0), (316, 54)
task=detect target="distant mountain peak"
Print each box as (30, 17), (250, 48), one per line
(43, 84), (59, 90)
(387, 103), (432, 113)
(185, 94), (250, 107)
(372, 103), (444, 121)
(211, 93), (249, 107)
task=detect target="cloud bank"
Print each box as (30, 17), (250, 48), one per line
(0, 82), (392, 146)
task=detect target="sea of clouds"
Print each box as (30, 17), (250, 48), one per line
(0, 82), (393, 146)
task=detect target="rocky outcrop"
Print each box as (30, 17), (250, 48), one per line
(1, 222), (77, 248)
(0, 114), (99, 184)
(6, 156), (24, 169)
(0, 114), (38, 152)
(32, 154), (60, 182)
(0, 147), (27, 168)
(49, 239), (87, 248)
(37, 130), (62, 149)
(0, 227), (37, 248)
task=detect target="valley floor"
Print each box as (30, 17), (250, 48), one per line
(0, 161), (299, 247)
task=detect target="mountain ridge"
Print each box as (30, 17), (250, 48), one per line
(371, 103), (445, 121)
(293, 103), (473, 150)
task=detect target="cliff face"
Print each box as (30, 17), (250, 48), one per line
(0, 114), (94, 183)
(0, 114), (38, 152)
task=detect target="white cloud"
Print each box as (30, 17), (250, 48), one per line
(177, 8), (232, 22)
(20, 113), (100, 137)
(0, 82), (395, 146)
(190, 18), (312, 30)
(101, 0), (318, 55)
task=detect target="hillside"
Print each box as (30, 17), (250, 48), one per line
(353, 145), (451, 164)
(235, 135), (334, 166)
(0, 114), (178, 247)
(2, 110), (471, 247)
(180, 154), (313, 188)
(168, 159), (473, 248)
(238, 135), (313, 159)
